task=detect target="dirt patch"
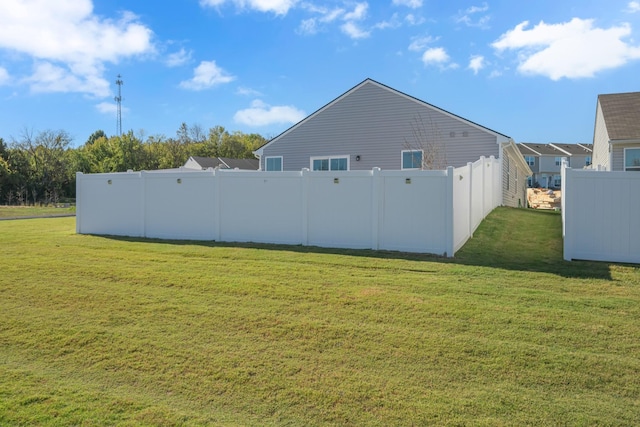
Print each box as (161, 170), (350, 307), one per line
(527, 188), (561, 210)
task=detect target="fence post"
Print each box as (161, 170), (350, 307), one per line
(76, 172), (83, 234)
(371, 167), (381, 250)
(445, 167), (454, 257)
(301, 168), (309, 246)
(490, 155), (498, 209)
(561, 162), (572, 261)
(213, 169), (221, 241)
(138, 171), (146, 238)
(467, 162), (474, 239)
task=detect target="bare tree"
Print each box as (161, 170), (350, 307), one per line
(403, 113), (447, 170)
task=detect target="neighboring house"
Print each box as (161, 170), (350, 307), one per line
(518, 142), (592, 188)
(184, 156), (259, 170)
(592, 91), (640, 171)
(254, 78), (531, 208)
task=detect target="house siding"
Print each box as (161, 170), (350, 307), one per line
(569, 154), (590, 169)
(592, 101), (610, 170)
(261, 81), (500, 171)
(502, 146), (528, 208)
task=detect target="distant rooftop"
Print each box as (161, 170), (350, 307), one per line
(598, 91), (640, 140)
(517, 142), (592, 156)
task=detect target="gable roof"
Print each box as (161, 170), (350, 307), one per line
(187, 156), (259, 170)
(518, 142), (592, 157)
(598, 91), (640, 141)
(189, 156), (223, 169)
(549, 143), (592, 156)
(255, 78), (511, 156)
(218, 157), (259, 170)
(518, 142), (566, 156)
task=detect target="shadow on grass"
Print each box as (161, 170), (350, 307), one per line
(95, 207), (616, 281)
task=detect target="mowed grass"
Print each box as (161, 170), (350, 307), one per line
(0, 205), (75, 218)
(1, 208), (639, 426)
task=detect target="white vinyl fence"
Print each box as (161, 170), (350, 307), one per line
(76, 156), (501, 256)
(562, 163), (640, 263)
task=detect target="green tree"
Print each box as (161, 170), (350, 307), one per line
(86, 130), (107, 145)
(13, 129), (73, 203)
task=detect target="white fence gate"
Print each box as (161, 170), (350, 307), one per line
(76, 156), (501, 256)
(562, 163), (640, 263)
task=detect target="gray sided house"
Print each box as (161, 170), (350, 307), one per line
(254, 78), (531, 208)
(518, 142), (592, 188)
(592, 91), (640, 171)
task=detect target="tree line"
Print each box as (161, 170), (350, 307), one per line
(0, 123), (267, 205)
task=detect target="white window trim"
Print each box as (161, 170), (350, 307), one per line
(401, 149), (423, 170)
(623, 147), (640, 171)
(310, 155), (350, 171)
(264, 156), (283, 171)
(525, 156), (535, 166)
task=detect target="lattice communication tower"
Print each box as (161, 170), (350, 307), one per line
(115, 75), (123, 136)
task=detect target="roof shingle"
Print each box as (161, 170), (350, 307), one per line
(598, 92), (640, 140)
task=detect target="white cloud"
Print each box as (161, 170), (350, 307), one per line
(405, 14), (426, 26)
(236, 86), (263, 96)
(297, 18), (319, 35)
(23, 62), (111, 95)
(0, 0), (154, 97)
(199, 0), (297, 15)
(468, 55), (485, 74)
(341, 21), (371, 39)
(455, 2), (490, 29)
(408, 35), (437, 52)
(492, 18), (640, 80)
(179, 60), (235, 90)
(0, 67), (9, 85)
(165, 48), (192, 67)
(392, 0), (423, 8)
(422, 47), (450, 64)
(420, 47), (458, 69)
(95, 101), (129, 115)
(343, 2), (368, 21)
(298, 3), (371, 38)
(374, 13), (401, 30)
(234, 99), (305, 126)
(627, 1), (640, 13)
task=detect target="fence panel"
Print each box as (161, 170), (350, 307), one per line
(379, 170), (452, 254)
(76, 172), (144, 237)
(563, 166), (640, 263)
(77, 157), (503, 256)
(218, 171), (305, 245)
(307, 171), (374, 249)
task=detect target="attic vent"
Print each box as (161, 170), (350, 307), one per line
(450, 132), (456, 138)
(463, 131), (468, 137)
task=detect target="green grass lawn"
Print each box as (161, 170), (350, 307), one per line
(0, 205), (75, 218)
(1, 208), (639, 425)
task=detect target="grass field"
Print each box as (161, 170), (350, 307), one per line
(0, 205), (75, 219)
(1, 208), (639, 425)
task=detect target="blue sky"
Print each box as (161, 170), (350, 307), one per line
(1, 0), (639, 147)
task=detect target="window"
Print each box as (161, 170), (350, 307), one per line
(585, 156), (592, 166)
(401, 150), (423, 170)
(265, 156), (282, 171)
(624, 148), (640, 171)
(553, 175), (562, 187)
(525, 156), (535, 166)
(311, 156), (348, 171)
(527, 176), (533, 187)
(555, 156), (563, 166)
